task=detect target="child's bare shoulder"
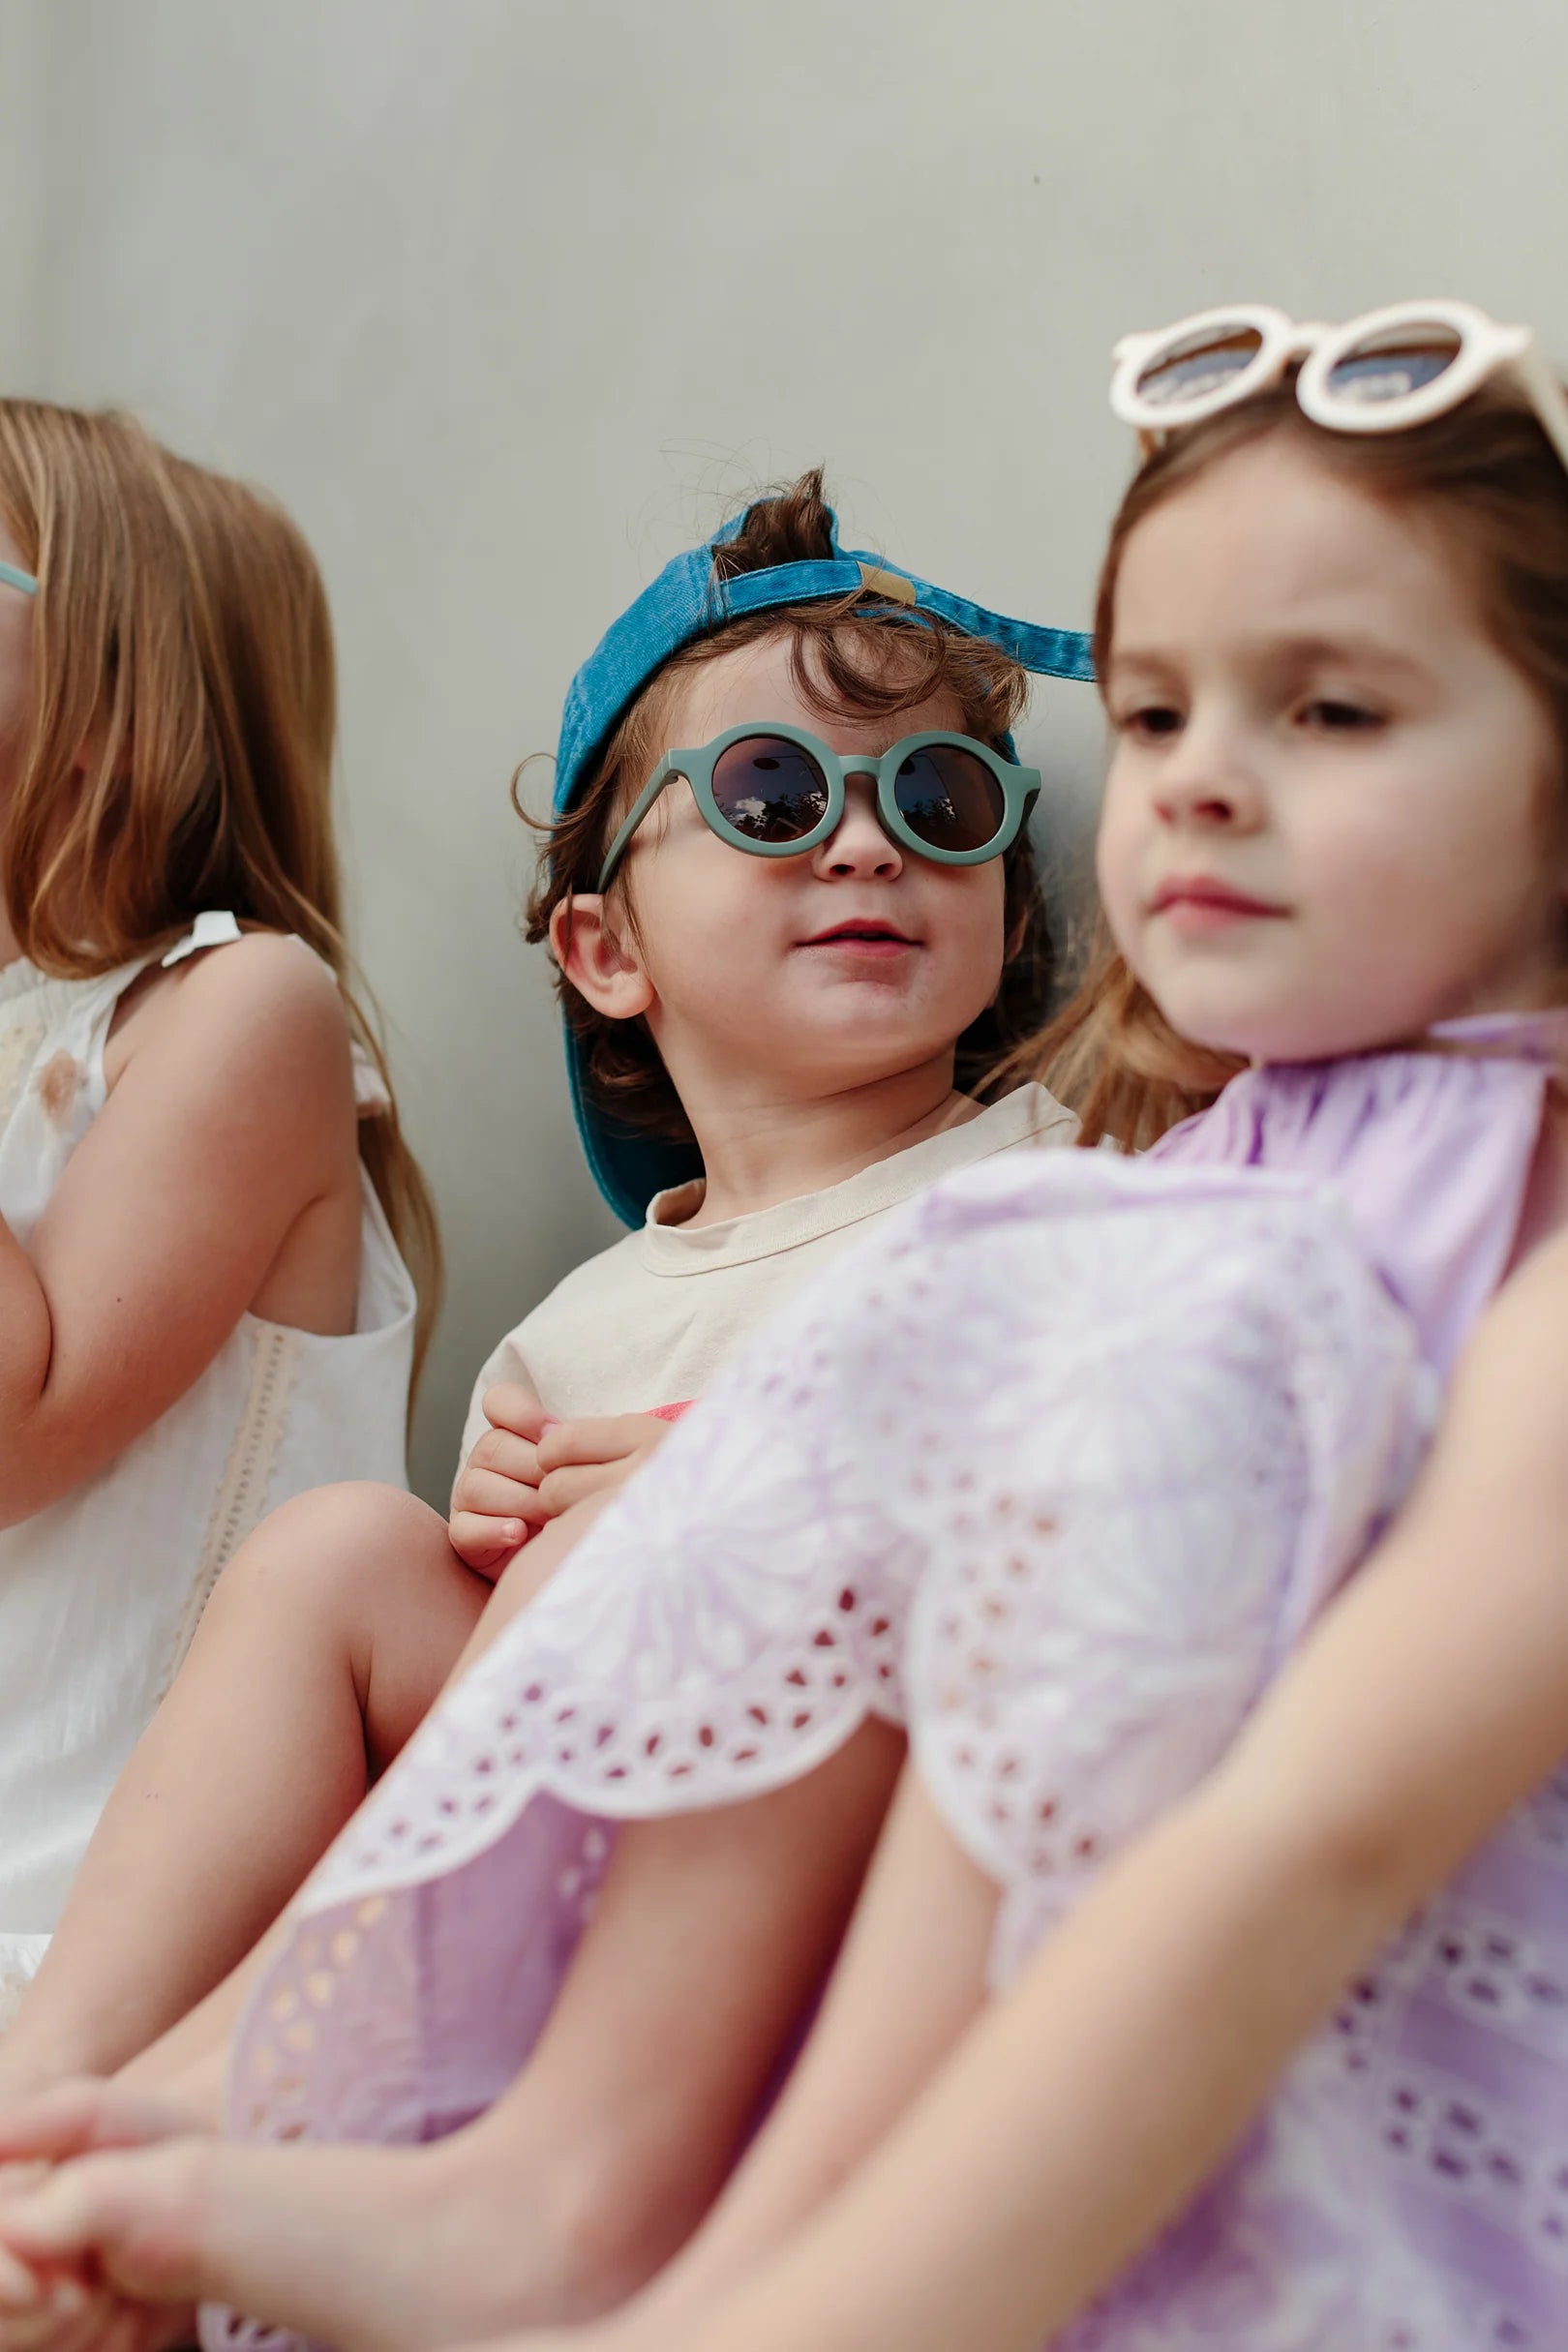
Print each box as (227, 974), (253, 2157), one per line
(110, 929), (352, 1098)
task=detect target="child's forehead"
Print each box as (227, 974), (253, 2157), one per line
(664, 631), (964, 745)
(1115, 437), (1483, 654)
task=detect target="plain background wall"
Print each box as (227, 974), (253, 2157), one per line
(1, 0), (1563, 1496)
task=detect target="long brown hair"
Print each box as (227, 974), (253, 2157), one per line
(526, 467), (1055, 1146)
(0, 401), (441, 1380)
(1015, 377), (1568, 1148)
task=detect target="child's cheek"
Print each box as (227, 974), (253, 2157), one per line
(1096, 829), (1141, 963)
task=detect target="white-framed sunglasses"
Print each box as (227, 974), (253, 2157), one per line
(1109, 299), (1568, 472)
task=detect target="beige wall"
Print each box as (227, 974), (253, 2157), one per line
(5, 0), (1564, 1495)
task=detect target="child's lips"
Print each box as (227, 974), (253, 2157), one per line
(1148, 875), (1288, 936)
(796, 922), (920, 959)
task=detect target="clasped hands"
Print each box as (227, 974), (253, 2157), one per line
(448, 1385), (677, 1577)
(0, 2081), (210, 2352)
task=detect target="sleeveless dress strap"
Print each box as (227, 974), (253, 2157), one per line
(161, 910), (244, 969)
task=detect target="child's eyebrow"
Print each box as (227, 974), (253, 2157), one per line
(1101, 646), (1182, 688)
(1106, 634), (1432, 684)
(1264, 632), (1432, 681)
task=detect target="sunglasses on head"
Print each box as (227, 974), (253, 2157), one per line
(1110, 298), (1568, 473)
(596, 724), (1040, 891)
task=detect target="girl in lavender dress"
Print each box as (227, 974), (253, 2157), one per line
(4, 300), (1568, 2352)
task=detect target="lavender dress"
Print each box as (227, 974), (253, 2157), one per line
(212, 1014), (1565, 2352)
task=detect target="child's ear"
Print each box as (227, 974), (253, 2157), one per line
(550, 894), (655, 1020)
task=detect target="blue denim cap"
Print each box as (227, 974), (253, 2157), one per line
(557, 504), (1096, 1227)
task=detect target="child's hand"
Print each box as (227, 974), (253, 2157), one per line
(450, 1393), (680, 1576)
(448, 1385), (556, 1575)
(0, 2140), (208, 2352)
(532, 1412), (675, 1517)
(0, 2084), (207, 2352)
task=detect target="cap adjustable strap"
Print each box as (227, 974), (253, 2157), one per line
(857, 562), (917, 605)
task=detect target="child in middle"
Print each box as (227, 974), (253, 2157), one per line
(0, 467), (1091, 2101)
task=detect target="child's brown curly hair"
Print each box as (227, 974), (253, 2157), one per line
(524, 468), (1058, 1152)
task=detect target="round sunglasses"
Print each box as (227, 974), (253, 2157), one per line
(1109, 299), (1568, 474)
(596, 724), (1040, 890)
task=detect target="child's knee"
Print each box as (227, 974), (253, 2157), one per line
(212, 1483), (453, 1628)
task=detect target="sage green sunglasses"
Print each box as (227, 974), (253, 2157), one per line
(597, 723), (1040, 890)
(0, 560), (36, 596)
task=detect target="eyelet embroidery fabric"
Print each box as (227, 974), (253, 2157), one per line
(215, 1160), (1425, 2352)
(214, 1031), (1564, 2352)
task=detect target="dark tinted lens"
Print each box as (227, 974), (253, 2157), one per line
(1322, 325), (1462, 407)
(1135, 324), (1264, 408)
(893, 744), (1007, 855)
(710, 736), (830, 843)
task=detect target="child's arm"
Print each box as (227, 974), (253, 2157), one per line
(597, 1226), (1568, 2352)
(0, 936), (359, 1527)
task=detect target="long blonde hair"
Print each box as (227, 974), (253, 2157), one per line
(0, 400), (441, 1381)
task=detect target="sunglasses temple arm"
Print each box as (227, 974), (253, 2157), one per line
(596, 769), (672, 892)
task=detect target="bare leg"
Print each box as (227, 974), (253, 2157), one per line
(0, 1485), (490, 2096)
(0, 1725), (907, 2352)
(100, 1498), (616, 2121)
(613, 1760), (1000, 2333)
(444, 1494), (614, 1678)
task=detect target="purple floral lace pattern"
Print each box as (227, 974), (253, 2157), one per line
(898, 1180), (1428, 1985)
(212, 1152), (1452, 2352)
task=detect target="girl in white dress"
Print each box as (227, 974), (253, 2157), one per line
(0, 401), (436, 2013)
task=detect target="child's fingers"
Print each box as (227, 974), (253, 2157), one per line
(535, 1461), (636, 1519)
(460, 1430), (543, 1490)
(478, 1385), (554, 1441)
(447, 1512), (528, 1573)
(0, 2148), (202, 2304)
(0, 2086), (192, 2170)
(0, 2273), (96, 2352)
(450, 1464), (545, 1524)
(0, 2239), (45, 2313)
(2, 2284), (182, 2352)
(535, 1414), (660, 1472)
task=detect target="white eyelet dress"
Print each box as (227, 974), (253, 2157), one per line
(0, 914), (416, 2023)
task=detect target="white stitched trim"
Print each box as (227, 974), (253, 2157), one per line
(155, 1324), (300, 1699)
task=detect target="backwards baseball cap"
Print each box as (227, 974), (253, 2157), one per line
(554, 499), (1096, 1227)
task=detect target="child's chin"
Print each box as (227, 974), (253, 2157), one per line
(1171, 1005), (1293, 1064)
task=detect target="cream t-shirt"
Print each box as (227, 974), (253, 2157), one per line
(458, 1083), (1076, 1468)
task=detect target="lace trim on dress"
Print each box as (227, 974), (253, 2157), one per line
(155, 1324), (300, 1700)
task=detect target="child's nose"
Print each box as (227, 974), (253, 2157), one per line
(1153, 728), (1263, 831)
(814, 772), (903, 879)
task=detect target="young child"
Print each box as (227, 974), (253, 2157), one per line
(8, 299), (1563, 2352)
(0, 400), (434, 2029)
(0, 467), (1091, 2102)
